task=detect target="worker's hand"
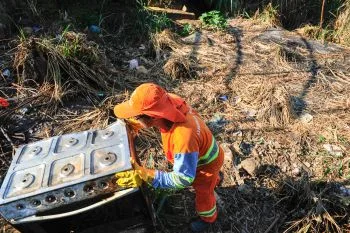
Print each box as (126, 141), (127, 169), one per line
(131, 158), (155, 184)
(115, 170), (142, 188)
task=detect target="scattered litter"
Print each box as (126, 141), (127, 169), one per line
(2, 69), (10, 78)
(232, 96), (241, 105)
(0, 97), (9, 107)
(232, 130), (243, 137)
(304, 162), (311, 168)
(323, 144), (343, 157)
(89, 25), (101, 34)
(340, 186), (350, 196)
(139, 44), (146, 50)
(299, 112), (313, 123)
(22, 27), (33, 35)
(97, 92), (105, 97)
(292, 167), (301, 176)
(208, 114), (227, 127)
(129, 59), (139, 70)
(219, 95), (228, 101)
(136, 65), (148, 74)
(32, 25), (42, 33)
(19, 107), (29, 115)
(245, 109), (257, 118)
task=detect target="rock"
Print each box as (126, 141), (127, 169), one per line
(323, 144), (343, 157)
(300, 113), (313, 124)
(136, 65), (148, 74)
(239, 158), (259, 176)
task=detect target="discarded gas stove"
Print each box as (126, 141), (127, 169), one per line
(0, 120), (154, 233)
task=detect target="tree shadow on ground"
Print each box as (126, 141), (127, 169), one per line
(155, 163), (350, 233)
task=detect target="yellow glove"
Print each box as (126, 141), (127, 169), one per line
(131, 159), (155, 184)
(115, 170), (142, 188)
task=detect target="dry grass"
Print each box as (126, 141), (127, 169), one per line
(335, 1), (350, 46)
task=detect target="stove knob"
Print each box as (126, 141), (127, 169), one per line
(16, 204), (25, 210)
(45, 195), (56, 203)
(31, 199), (41, 207)
(64, 189), (75, 198)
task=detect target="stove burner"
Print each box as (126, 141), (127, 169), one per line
(64, 189), (75, 198)
(100, 152), (117, 166)
(45, 195), (56, 203)
(30, 199), (41, 207)
(102, 131), (114, 139)
(19, 174), (35, 188)
(16, 204), (25, 210)
(29, 146), (42, 156)
(65, 138), (78, 147)
(60, 164), (75, 177)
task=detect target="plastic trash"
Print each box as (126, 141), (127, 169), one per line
(129, 59), (139, 70)
(0, 97), (9, 107)
(89, 25), (101, 34)
(219, 95), (228, 101)
(232, 96), (241, 105)
(139, 44), (146, 50)
(32, 25), (42, 33)
(97, 92), (105, 97)
(2, 69), (10, 77)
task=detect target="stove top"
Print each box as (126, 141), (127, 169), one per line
(0, 120), (135, 222)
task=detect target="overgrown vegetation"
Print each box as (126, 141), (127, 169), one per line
(199, 10), (228, 29)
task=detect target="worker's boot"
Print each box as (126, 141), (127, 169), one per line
(190, 219), (212, 232)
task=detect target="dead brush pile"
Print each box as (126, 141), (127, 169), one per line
(13, 31), (114, 99)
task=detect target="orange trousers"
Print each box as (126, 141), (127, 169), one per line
(192, 147), (224, 223)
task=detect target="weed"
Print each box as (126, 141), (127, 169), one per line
(253, 3), (281, 27)
(338, 135), (350, 146)
(178, 23), (192, 37)
(318, 135), (326, 143)
(199, 10), (228, 30)
(136, 1), (172, 35)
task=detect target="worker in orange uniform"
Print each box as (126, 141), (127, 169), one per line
(114, 83), (224, 232)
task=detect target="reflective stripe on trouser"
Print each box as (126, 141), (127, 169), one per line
(192, 146), (224, 223)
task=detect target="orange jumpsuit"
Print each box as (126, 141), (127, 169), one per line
(151, 108), (224, 223)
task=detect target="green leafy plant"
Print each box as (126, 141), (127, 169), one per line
(136, 1), (172, 35)
(199, 10), (228, 29)
(179, 23), (192, 36)
(318, 135), (326, 143)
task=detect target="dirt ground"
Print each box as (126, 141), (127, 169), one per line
(0, 1), (350, 233)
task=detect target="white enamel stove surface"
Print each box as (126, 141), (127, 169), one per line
(0, 120), (133, 222)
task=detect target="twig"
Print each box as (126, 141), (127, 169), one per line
(0, 127), (14, 148)
(264, 215), (280, 233)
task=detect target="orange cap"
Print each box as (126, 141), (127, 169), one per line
(114, 83), (189, 123)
